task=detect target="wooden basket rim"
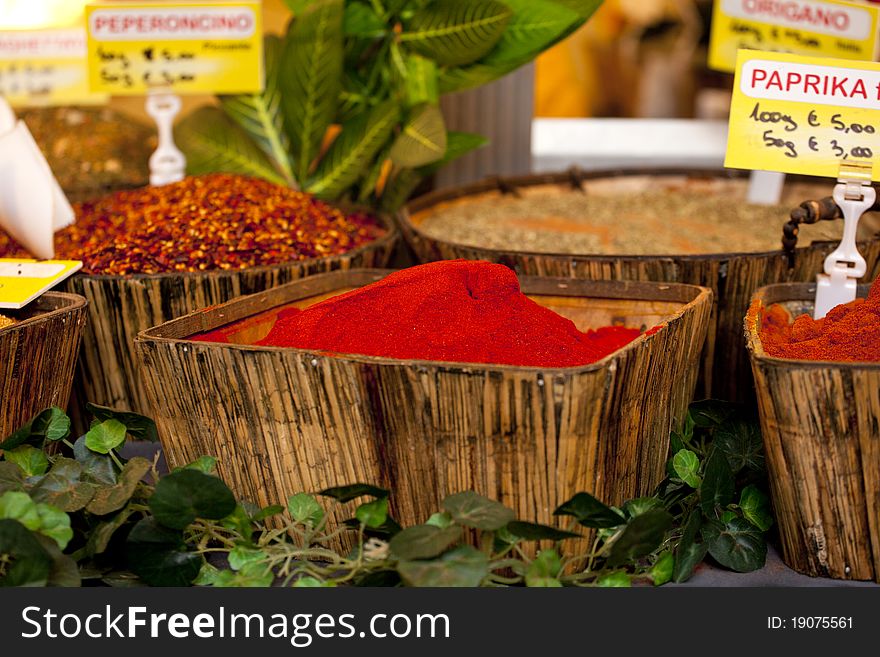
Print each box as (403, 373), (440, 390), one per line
(745, 281), (880, 369)
(136, 268), (713, 374)
(398, 168), (864, 262)
(0, 291), (88, 336)
(68, 212), (398, 281)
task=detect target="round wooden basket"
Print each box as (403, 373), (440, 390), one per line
(63, 215), (399, 430)
(746, 282), (880, 583)
(136, 269), (712, 531)
(0, 292), (88, 439)
(397, 169), (880, 403)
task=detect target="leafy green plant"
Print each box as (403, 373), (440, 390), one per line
(0, 400), (770, 587)
(176, 0), (602, 211)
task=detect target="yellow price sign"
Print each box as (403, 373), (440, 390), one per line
(708, 0), (880, 72)
(0, 28), (105, 106)
(84, 0), (263, 95)
(726, 50), (880, 180)
(0, 259), (82, 309)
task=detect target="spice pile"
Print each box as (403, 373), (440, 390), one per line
(416, 177), (880, 255)
(757, 277), (880, 362)
(0, 315), (15, 330)
(0, 174), (386, 275)
(194, 260), (647, 367)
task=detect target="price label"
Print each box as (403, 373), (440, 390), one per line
(708, 0), (880, 72)
(726, 50), (880, 180)
(84, 1), (263, 95)
(0, 28), (106, 106)
(0, 259), (82, 310)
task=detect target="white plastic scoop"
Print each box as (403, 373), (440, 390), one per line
(146, 92), (186, 186)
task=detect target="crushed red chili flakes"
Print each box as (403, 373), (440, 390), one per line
(0, 174), (386, 276)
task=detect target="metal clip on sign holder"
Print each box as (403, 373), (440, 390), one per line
(813, 161), (875, 319)
(145, 90), (186, 186)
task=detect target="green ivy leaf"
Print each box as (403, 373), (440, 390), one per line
(701, 517), (767, 573)
(738, 485), (774, 532)
(307, 100), (401, 199)
(318, 483), (388, 503)
(398, 545), (489, 587)
(425, 512), (454, 528)
(673, 509), (706, 583)
(227, 546), (269, 571)
(29, 458), (96, 512)
(401, 0), (512, 67)
(0, 407), (70, 450)
(5, 445), (49, 477)
(622, 497), (663, 519)
(219, 35), (295, 186)
(177, 455), (217, 475)
(355, 498), (389, 528)
(251, 504), (285, 522)
(714, 418), (765, 475)
(293, 575), (336, 587)
(287, 493), (325, 528)
(389, 524), (460, 560)
(176, 106), (288, 185)
(404, 53), (439, 107)
(85, 457), (151, 516)
(0, 519), (53, 587)
(0, 462), (24, 495)
(389, 103), (447, 167)
(525, 548), (562, 587)
(504, 521), (580, 541)
(221, 505), (254, 540)
(84, 419), (127, 455)
(0, 491), (40, 530)
(672, 449), (701, 488)
(554, 492), (625, 528)
(149, 470), (236, 530)
(443, 491), (514, 530)
(125, 518), (202, 587)
(650, 551), (674, 586)
(34, 503), (72, 550)
(607, 509), (673, 566)
(700, 449), (735, 515)
(281, 0), (344, 183)
(73, 436), (117, 485)
(85, 505), (137, 557)
(86, 403), (158, 443)
(596, 571), (631, 587)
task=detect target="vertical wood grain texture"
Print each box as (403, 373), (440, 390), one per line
(137, 271), (711, 535)
(747, 283), (880, 582)
(397, 172), (880, 403)
(63, 226), (399, 430)
(0, 293), (88, 438)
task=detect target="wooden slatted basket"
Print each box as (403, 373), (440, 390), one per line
(746, 282), (880, 582)
(135, 269), (712, 530)
(64, 216), (398, 430)
(397, 170), (880, 403)
(0, 292), (88, 439)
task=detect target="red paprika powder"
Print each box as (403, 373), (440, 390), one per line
(757, 276), (880, 362)
(196, 260), (648, 367)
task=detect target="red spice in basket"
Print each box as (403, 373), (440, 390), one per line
(758, 276), (880, 362)
(234, 260), (646, 367)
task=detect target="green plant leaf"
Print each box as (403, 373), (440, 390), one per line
(29, 458), (96, 512)
(701, 517), (767, 573)
(73, 436), (117, 485)
(307, 100), (401, 199)
(344, 2), (386, 37)
(0, 462), (24, 494)
(505, 521), (580, 541)
(34, 503), (72, 550)
(0, 491), (40, 530)
(355, 498), (389, 528)
(0, 519), (53, 587)
(389, 103), (447, 167)
(389, 524), (460, 560)
(281, 0), (344, 183)
(85, 457), (151, 516)
(177, 455), (217, 475)
(525, 548), (562, 587)
(404, 53), (439, 107)
(0, 407), (70, 450)
(219, 35), (295, 186)
(84, 419), (127, 455)
(251, 504), (285, 522)
(479, 0), (580, 68)
(689, 399), (736, 428)
(425, 511), (454, 528)
(596, 571), (631, 587)
(607, 508), (673, 566)
(443, 491), (514, 530)
(650, 551), (674, 586)
(293, 575), (335, 587)
(622, 497), (662, 519)
(37, 534), (80, 587)
(401, 0), (511, 67)
(398, 544), (489, 587)
(700, 449), (735, 515)
(5, 445), (49, 477)
(125, 518), (202, 586)
(85, 505), (137, 556)
(554, 492), (625, 528)
(318, 483), (389, 502)
(176, 106), (287, 185)
(227, 546), (269, 571)
(714, 418), (765, 475)
(287, 492), (325, 528)
(673, 509), (706, 583)
(221, 505), (254, 540)
(149, 470), (237, 530)
(672, 449), (701, 488)
(739, 485), (774, 532)
(86, 403), (158, 442)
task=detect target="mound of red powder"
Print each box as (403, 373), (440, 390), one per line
(237, 260), (643, 367)
(759, 276), (880, 362)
